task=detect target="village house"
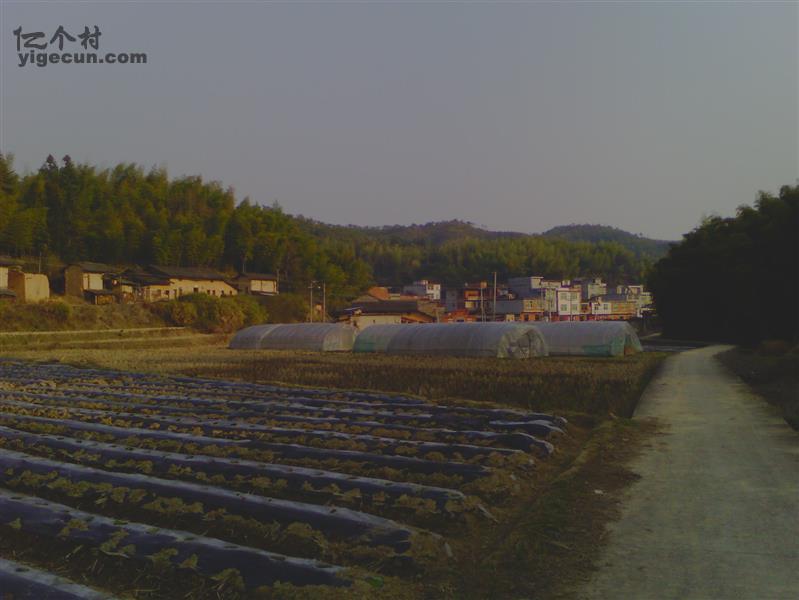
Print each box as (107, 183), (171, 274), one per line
(352, 286), (427, 304)
(339, 298), (439, 330)
(440, 308), (478, 322)
(1, 257), (51, 303)
(507, 276), (544, 297)
(0, 258), (13, 292)
(234, 272), (278, 296)
(594, 292), (640, 319)
(64, 262), (120, 304)
(493, 297), (545, 321)
(444, 281), (488, 313)
(353, 286), (392, 302)
(584, 298), (613, 319)
(615, 285), (654, 313)
(401, 279), (441, 301)
(0, 257), (17, 301)
(131, 266), (238, 301)
(8, 270), (50, 302)
(124, 270), (170, 303)
(110, 276), (139, 303)
(555, 287), (582, 320)
(574, 277), (608, 301)
(508, 275), (568, 294)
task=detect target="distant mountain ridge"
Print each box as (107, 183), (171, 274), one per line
(540, 224), (674, 258)
(297, 218), (525, 245)
(298, 218), (672, 259)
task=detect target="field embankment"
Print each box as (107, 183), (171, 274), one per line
(0, 300), (166, 332)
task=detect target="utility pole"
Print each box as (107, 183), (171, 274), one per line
(309, 280), (315, 322)
(321, 282), (326, 322)
(492, 271), (497, 322)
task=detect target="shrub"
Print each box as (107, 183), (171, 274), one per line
(159, 300), (199, 327)
(229, 294), (268, 327)
(42, 300), (72, 323)
(261, 293), (307, 323)
(152, 294), (267, 334)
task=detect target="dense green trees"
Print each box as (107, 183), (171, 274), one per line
(542, 224), (671, 258)
(649, 186), (799, 343)
(0, 154), (656, 308)
(297, 218), (654, 286)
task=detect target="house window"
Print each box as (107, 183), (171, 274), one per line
(194, 287), (200, 294)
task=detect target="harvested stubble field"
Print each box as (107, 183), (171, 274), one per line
(0, 335), (665, 598)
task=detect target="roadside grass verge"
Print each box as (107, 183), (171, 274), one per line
(435, 417), (659, 599)
(717, 345), (799, 430)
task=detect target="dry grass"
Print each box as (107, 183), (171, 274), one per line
(0, 300), (166, 332)
(717, 345), (799, 429)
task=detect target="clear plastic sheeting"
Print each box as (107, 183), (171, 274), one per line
(353, 323), (549, 358)
(229, 323), (357, 352)
(228, 324), (280, 349)
(531, 321), (643, 357)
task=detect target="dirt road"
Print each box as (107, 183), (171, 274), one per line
(579, 345), (799, 600)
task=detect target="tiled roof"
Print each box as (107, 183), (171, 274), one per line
(123, 269), (170, 286)
(71, 262), (118, 273)
(147, 265), (229, 281)
(238, 272), (277, 280)
(346, 300), (438, 317)
(0, 256), (21, 267)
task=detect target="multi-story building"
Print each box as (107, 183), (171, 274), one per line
(444, 281), (488, 313)
(575, 277), (608, 301)
(556, 287), (582, 320)
(507, 276), (544, 298)
(443, 275), (650, 321)
(585, 298), (613, 318)
(493, 297), (545, 321)
(595, 293), (640, 319)
(402, 279), (441, 301)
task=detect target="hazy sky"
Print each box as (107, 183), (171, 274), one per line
(1, 1), (796, 240)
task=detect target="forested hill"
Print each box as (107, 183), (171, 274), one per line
(296, 219), (669, 259)
(542, 224), (672, 258)
(0, 155), (657, 306)
(297, 219), (526, 245)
